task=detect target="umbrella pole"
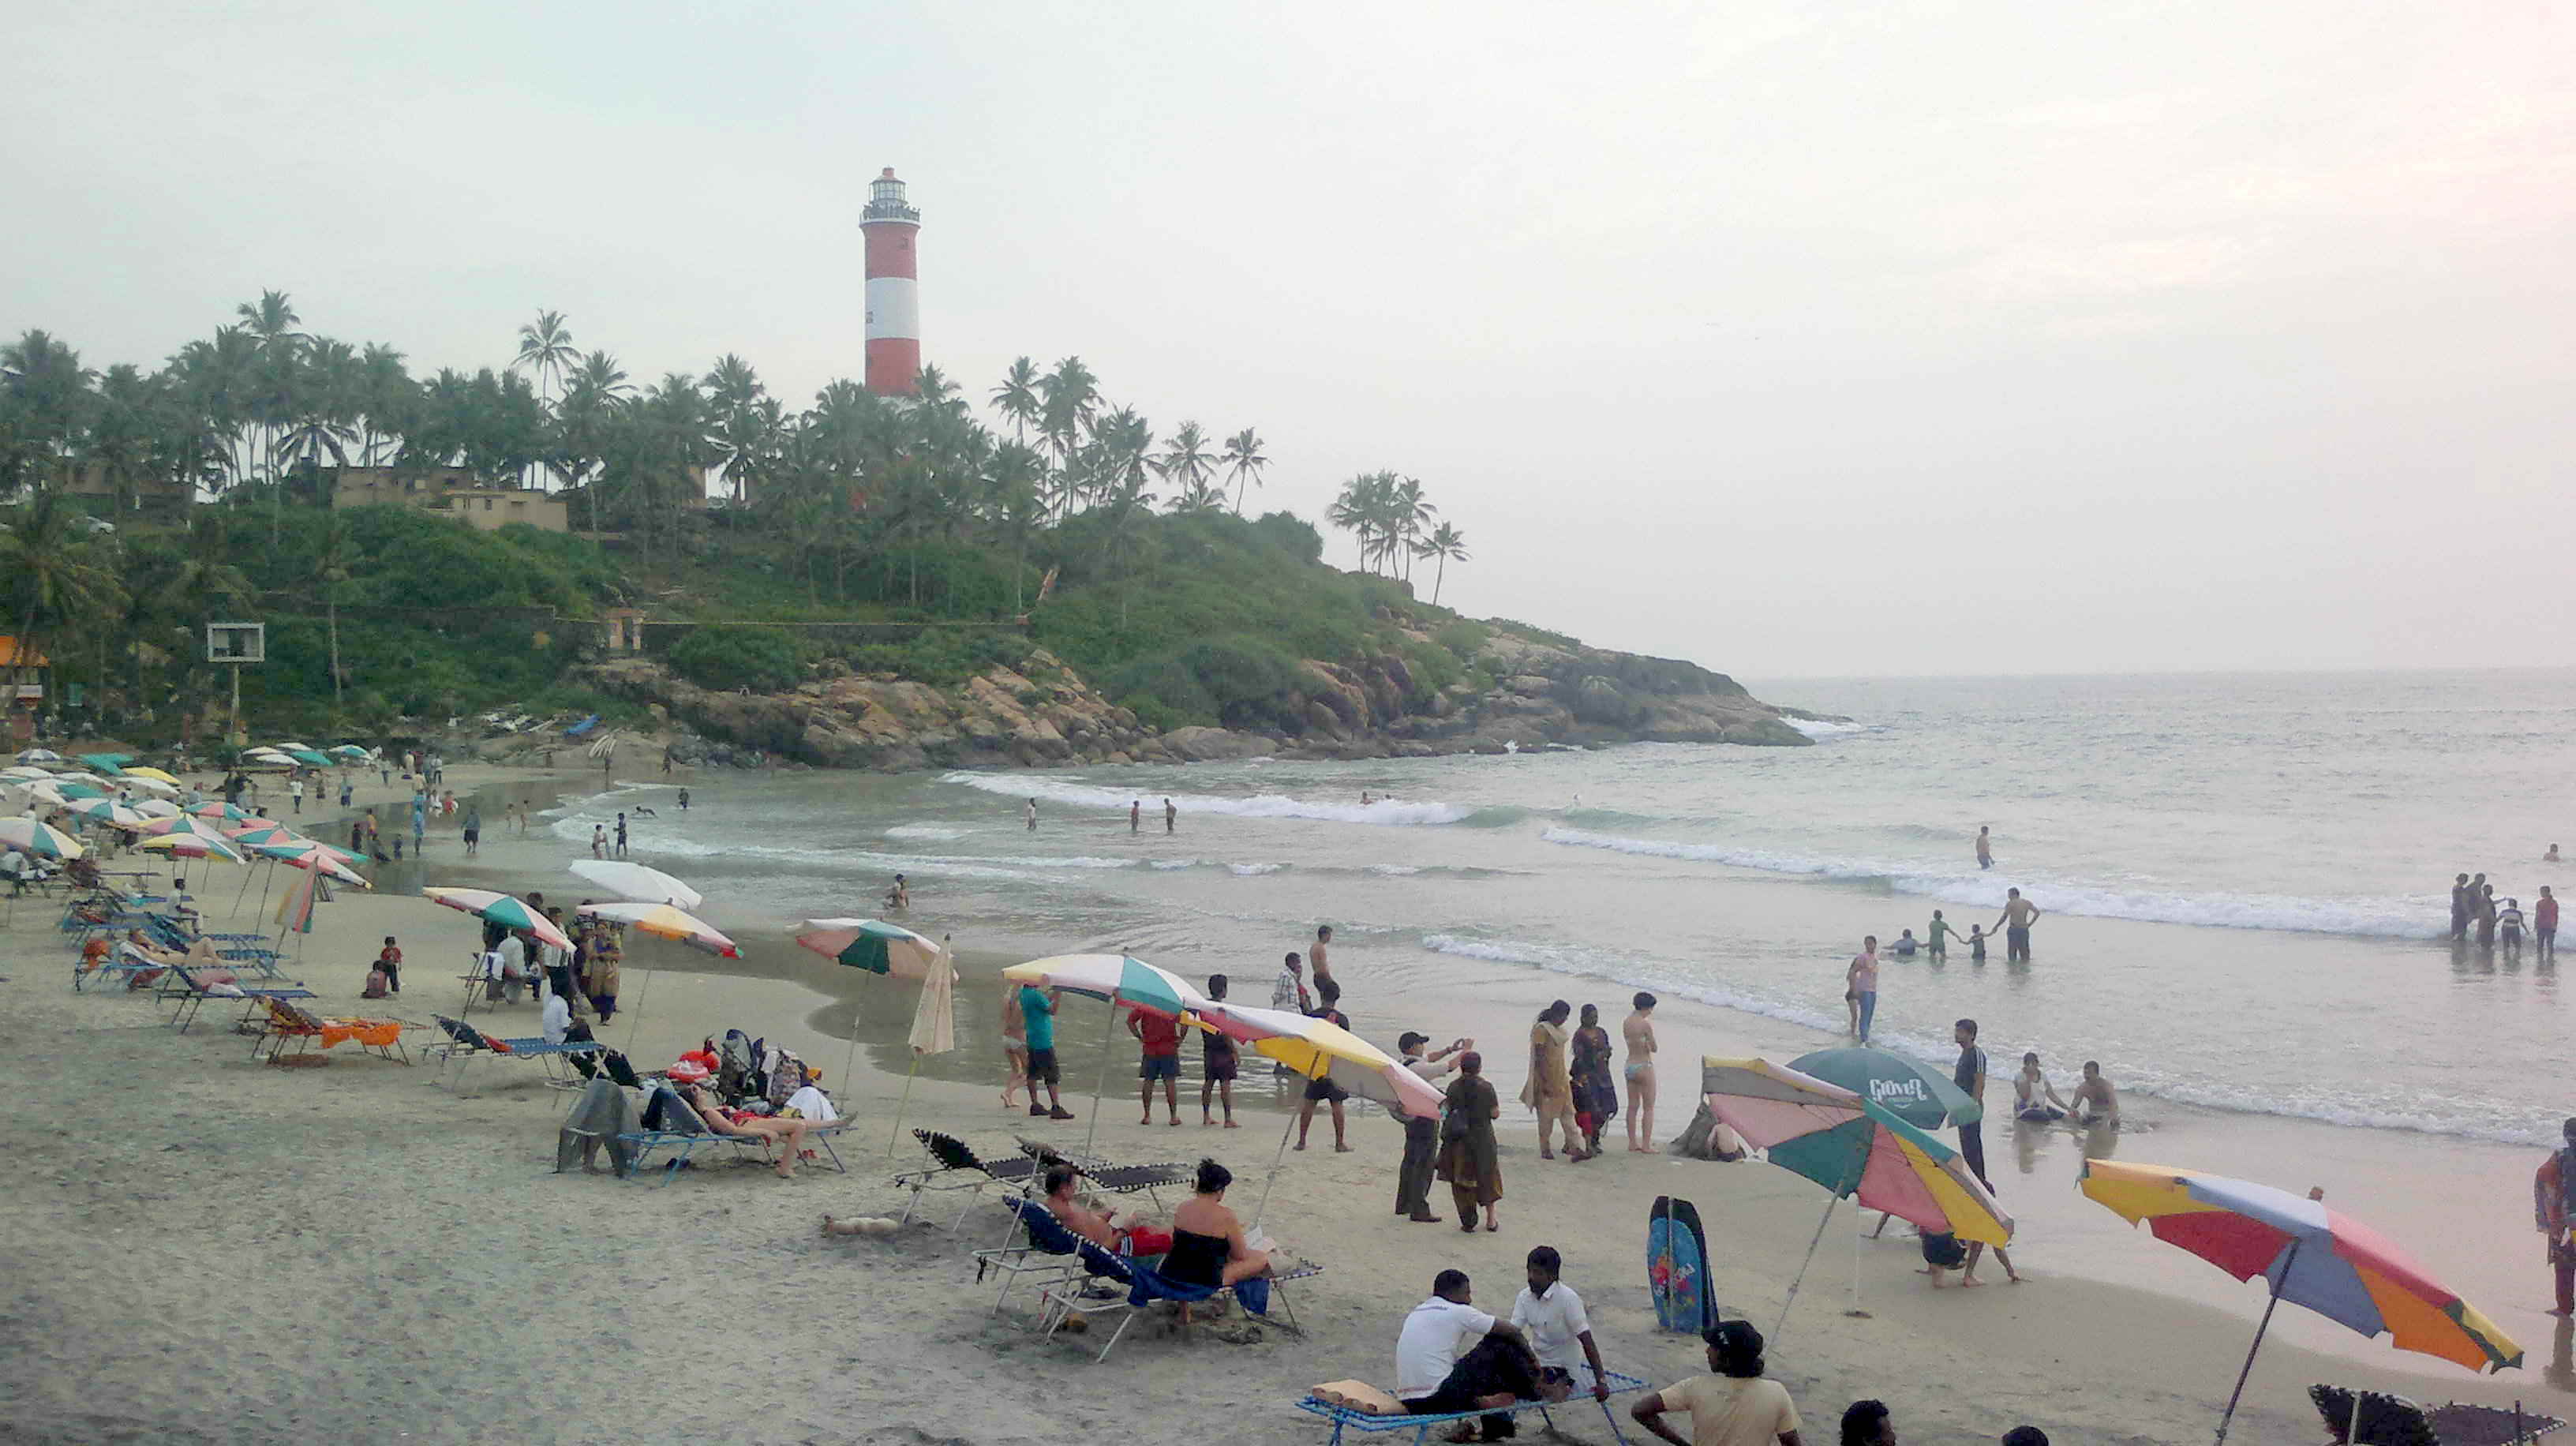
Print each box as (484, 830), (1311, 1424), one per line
(2214, 1241), (2297, 1446)
(1771, 1194), (1840, 1348)
(623, 967), (653, 1052)
(1249, 1096), (1301, 1236)
(886, 1055), (922, 1163)
(232, 857), (258, 916)
(1082, 1005), (1117, 1159)
(1849, 1204), (1869, 1318)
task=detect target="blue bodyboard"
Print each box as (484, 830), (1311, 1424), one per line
(1647, 1195), (1714, 1334)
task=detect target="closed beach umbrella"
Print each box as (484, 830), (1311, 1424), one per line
(796, 917), (945, 978)
(569, 860), (703, 910)
(1193, 1001), (1446, 1230)
(0, 815), (85, 860)
(1702, 1056), (2012, 1335)
(2080, 1159), (2522, 1443)
(423, 886), (571, 952)
(1002, 953), (1207, 1154)
(577, 900), (738, 957)
(886, 942), (960, 1157)
(1788, 1046), (1983, 1128)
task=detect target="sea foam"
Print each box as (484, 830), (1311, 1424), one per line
(941, 770), (1473, 826)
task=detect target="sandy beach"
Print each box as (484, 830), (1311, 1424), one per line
(0, 759), (2563, 1446)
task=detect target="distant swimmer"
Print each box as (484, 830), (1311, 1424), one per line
(2548, 844), (2562, 864)
(1129, 800), (1140, 834)
(1360, 791), (1374, 806)
(1889, 929), (1918, 957)
(2070, 1061), (2120, 1128)
(1993, 888), (2041, 963)
(2013, 1052), (2071, 1122)
(1164, 797), (1177, 834)
(1025, 796), (1038, 831)
(1975, 826), (1993, 871)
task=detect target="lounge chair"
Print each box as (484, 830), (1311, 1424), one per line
(252, 998), (407, 1065)
(422, 1013), (600, 1091)
(157, 963), (316, 1034)
(896, 1130), (1058, 1229)
(1292, 1373), (1650, 1446)
(614, 1084), (849, 1185)
(2310, 1384), (2563, 1446)
(972, 1195), (1088, 1324)
(1035, 1237), (1326, 1363)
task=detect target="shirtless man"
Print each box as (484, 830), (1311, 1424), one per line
(2070, 1061), (2121, 1128)
(1993, 888), (2041, 964)
(1622, 992), (1661, 1152)
(1310, 924), (1335, 994)
(1975, 826), (1993, 871)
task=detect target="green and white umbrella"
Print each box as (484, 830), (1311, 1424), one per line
(423, 886), (569, 950)
(795, 917), (949, 979)
(0, 816), (85, 860)
(1002, 952), (1207, 1152)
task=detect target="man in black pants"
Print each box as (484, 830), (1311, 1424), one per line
(1953, 1018), (1990, 1191)
(1396, 1269), (1541, 1438)
(1396, 1032), (1470, 1223)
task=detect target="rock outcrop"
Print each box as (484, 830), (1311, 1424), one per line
(575, 629), (1808, 774)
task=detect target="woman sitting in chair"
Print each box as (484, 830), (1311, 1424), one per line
(1164, 1158), (1271, 1290)
(673, 1082), (821, 1182)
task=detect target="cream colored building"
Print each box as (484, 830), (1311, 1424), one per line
(328, 468), (570, 533)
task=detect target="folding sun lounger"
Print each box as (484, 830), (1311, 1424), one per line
(615, 1085), (850, 1184)
(423, 1013), (599, 1091)
(2310, 1384), (2564, 1446)
(157, 963), (315, 1034)
(896, 1129), (1058, 1229)
(252, 998), (408, 1065)
(974, 1196), (1088, 1324)
(1035, 1237), (1327, 1363)
(1292, 1373), (1649, 1446)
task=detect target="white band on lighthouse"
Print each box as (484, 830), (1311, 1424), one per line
(865, 275), (918, 342)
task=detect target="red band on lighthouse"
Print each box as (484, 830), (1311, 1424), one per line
(861, 167), (920, 396)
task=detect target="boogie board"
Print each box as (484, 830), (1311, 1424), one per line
(1647, 1196), (1715, 1334)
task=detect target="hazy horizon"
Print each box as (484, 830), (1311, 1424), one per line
(8, 4), (2570, 678)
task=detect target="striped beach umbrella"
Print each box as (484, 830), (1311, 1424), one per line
(249, 840), (371, 887)
(1002, 953), (1206, 1153)
(795, 917), (946, 978)
(14, 749), (62, 764)
(578, 900), (738, 957)
(423, 886), (570, 951)
(1193, 1001), (1447, 1230)
(140, 832), (244, 864)
(189, 801), (260, 822)
(65, 797), (150, 829)
(0, 815), (86, 859)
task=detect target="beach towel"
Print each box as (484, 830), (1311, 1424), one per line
(1309, 1381), (1404, 1415)
(558, 1078), (641, 1178)
(784, 1084), (837, 1122)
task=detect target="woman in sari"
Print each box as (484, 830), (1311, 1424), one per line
(1518, 1000), (1579, 1160)
(1436, 1051), (1504, 1232)
(1568, 1003), (1617, 1160)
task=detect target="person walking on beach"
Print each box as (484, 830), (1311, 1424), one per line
(1571, 1004), (1618, 1159)
(1297, 979), (1354, 1152)
(2537, 886), (2558, 961)
(1927, 910), (1960, 961)
(1398, 1030), (1469, 1221)
(1623, 992), (1660, 1152)
(1024, 796), (1037, 832)
(999, 983), (1029, 1111)
(1522, 1001), (1583, 1160)
(1975, 826), (1993, 871)
(2453, 873), (2475, 942)
(1163, 797), (1176, 834)
(1129, 1000), (1185, 1127)
(1847, 938), (1881, 1045)
(462, 804), (481, 857)
(2536, 1117), (2576, 1317)
(1953, 1019), (1992, 1190)
(287, 774), (303, 814)
(1200, 973), (1239, 1127)
(1436, 1053), (1505, 1232)
(1020, 982), (1074, 1120)
(1993, 889), (2040, 963)
(337, 776), (350, 808)
(1129, 800), (1140, 833)
(410, 792), (426, 853)
(614, 812), (629, 858)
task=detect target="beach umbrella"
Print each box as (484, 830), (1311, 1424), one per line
(288, 749), (331, 767)
(228, 823), (363, 863)
(1002, 953), (1207, 1155)
(329, 744), (370, 760)
(140, 832), (244, 863)
(77, 753), (130, 774)
(795, 917), (945, 977)
(15, 748), (62, 764)
(569, 860), (704, 910)
(1, 765), (55, 783)
(423, 886), (572, 952)
(53, 779), (108, 801)
(124, 766), (181, 785)
(1193, 1001), (1446, 1230)
(2079, 1159), (2521, 1444)
(189, 800), (259, 822)
(120, 776), (178, 797)
(0, 816), (85, 860)
(272, 740), (313, 752)
(65, 797), (149, 829)
(146, 815), (240, 845)
(577, 900), (738, 957)
(1788, 1046), (1983, 1128)
(132, 799), (180, 819)
(248, 840), (370, 887)
(887, 949), (960, 1158)
(1702, 1057), (2012, 1335)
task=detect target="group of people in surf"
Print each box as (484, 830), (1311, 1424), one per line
(2451, 864), (2557, 960)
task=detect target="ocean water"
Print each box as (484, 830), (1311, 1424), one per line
(542, 669), (2576, 1148)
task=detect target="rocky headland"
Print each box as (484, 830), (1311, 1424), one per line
(573, 626), (1811, 774)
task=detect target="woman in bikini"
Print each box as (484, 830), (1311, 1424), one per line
(1622, 992), (1660, 1152)
(675, 1083), (823, 1179)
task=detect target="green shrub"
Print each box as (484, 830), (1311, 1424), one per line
(667, 626), (801, 692)
(1434, 621), (1488, 660)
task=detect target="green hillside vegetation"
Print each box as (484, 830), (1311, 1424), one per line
(2, 301), (1507, 744)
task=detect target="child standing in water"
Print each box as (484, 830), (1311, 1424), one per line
(1968, 925), (1988, 963)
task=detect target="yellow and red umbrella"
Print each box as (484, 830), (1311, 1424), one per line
(2080, 1159), (2521, 1443)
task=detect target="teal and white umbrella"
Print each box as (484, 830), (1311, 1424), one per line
(1002, 952), (1207, 1152)
(423, 886), (569, 950)
(796, 918), (948, 979)
(0, 815), (85, 859)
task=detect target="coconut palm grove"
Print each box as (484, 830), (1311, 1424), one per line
(0, 297), (1491, 743)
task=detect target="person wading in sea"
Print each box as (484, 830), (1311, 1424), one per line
(1993, 889), (2041, 964)
(1975, 826), (1993, 871)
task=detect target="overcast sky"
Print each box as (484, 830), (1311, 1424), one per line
(9, 2), (2570, 677)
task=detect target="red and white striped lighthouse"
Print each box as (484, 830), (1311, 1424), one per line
(861, 167), (920, 397)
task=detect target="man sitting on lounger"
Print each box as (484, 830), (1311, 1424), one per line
(673, 1082), (822, 1182)
(1398, 1268), (1542, 1442)
(1043, 1163), (1119, 1249)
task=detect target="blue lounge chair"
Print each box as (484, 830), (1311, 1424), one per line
(972, 1196), (1086, 1324)
(1036, 1237), (1324, 1362)
(424, 1014), (601, 1092)
(156, 963), (316, 1033)
(617, 1085), (783, 1185)
(1292, 1373), (1649, 1446)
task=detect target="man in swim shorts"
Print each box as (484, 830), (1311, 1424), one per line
(1975, 826), (1993, 871)
(2071, 1061), (2120, 1128)
(1993, 889), (2040, 964)
(1622, 993), (1659, 1152)
(2537, 886), (2558, 961)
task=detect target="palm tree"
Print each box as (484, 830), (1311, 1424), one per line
(0, 489), (125, 702)
(1035, 356), (1099, 517)
(511, 309), (577, 489)
(354, 343), (412, 466)
(1330, 470), (1402, 574)
(2, 329), (96, 491)
(701, 354), (773, 504)
(1389, 474), (1437, 581)
(1417, 521), (1470, 605)
(1152, 421), (1218, 509)
(1219, 426), (1267, 514)
(990, 357), (1041, 442)
(233, 290), (303, 485)
(83, 364), (157, 512)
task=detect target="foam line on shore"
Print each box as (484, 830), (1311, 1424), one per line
(940, 770), (1475, 826)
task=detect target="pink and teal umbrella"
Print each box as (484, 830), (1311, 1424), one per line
(423, 886), (571, 951)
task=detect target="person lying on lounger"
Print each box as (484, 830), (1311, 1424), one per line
(1043, 1163), (1120, 1249)
(674, 1083), (823, 1181)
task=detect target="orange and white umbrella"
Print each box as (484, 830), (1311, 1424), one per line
(575, 900), (737, 957)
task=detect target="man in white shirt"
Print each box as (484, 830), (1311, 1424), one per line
(495, 931), (528, 1003)
(1397, 1269), (1541, 1438)
(1509, 1246), (1610, 1403)
(1396, 1031), (1472, 1223)
(541, 990), (573, 1045)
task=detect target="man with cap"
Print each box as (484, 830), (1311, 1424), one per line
(1397, 1030), (1472, 1223)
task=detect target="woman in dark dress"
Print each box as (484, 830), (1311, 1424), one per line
(1569, 1003), (1619, 1159)
(1435, 1051), (1504, 1233)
